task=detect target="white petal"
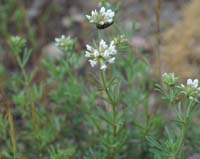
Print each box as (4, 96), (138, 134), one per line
(91, 11), (95, 16)
(181, 84), (185, 88)
(107, 19), (113, 23)
(55, 38), (59, 42)
(110, 41), (114, 45)
(86, 15), (91, 20)
(100, 40), (108, 49)
(100, 64), (107, 70)
(103, 50), (110, 58)
(187, 79), (192, 85)
(194, 79), (199, 85)
(93, 50), (99, 57)
(85, 51), (91, 57)
(99, 21), (104, 25)
(100, 7), (105, 13)
(86, 44), (92, 51)
(109, 12), (115, 18)
(108, 57), (115, 64)
(92, 10), (98, 16)
(89, 60), (97, 67)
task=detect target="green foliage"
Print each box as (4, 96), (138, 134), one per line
(49, 145), (76, 159)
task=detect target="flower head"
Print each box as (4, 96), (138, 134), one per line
(181, 79), (200, 100)
(186, 79), (199, 88)
(86, 7), (115, 29)
(113, 35), (128, 47)
(55, 35), (75, 52)
(162, 72), (178, 87)
(9, 36), (26, 55)
(85, 39), (117, 71)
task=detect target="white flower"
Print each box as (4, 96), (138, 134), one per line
(100, 64), (107, 70)
(181, 79), (199, 89)
(85, 39), (117, 70)
(89, 59), (97, 67)
(85, 51), (91, 57)
(181, 78), (200, 100)
(86, 7), (115, 28)
(108, 57), (115, 64)
(187, 79), (199, 88)
(55, 35), (74, 51)
(55, 35), (66, 47)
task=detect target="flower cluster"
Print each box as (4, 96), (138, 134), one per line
(86, 7), (115, 29)
(55, 35), (75, 52)
(181, 79), (200, 100)
(162, 72), (178, 87)
(9, 36), (26, 54)
(85, 39), (117, 70)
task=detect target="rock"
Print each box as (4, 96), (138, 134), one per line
(42, 43), (63, 60)
(130, 36), (152, 52)
(188, 154), (200, 159)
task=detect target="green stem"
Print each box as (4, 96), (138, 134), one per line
(175, 100), (193, 158)
(175, 120), (188, 158)
(30, 92), (39, 139)
(101, 71), (117, 133)
(100, 70), (114, 105)
(100, 70), (117, 158)
(17, 55), (39, 140)
(5, 101), (17, 159)
(21, 65), (28, 86)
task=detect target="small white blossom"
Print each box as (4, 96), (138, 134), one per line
(55, 35), (66, 47)
(55, 35), (74, 51)
(89, 59), (97, 67)
(181, 79), (199, 89)
(86, 7), (115, 28)
(181, 78), (200, 100)
(100, 64), (107, 71)
(108, 57), (115, 64)
(187, 79), (199, 88)
(85, 39), (117, 70)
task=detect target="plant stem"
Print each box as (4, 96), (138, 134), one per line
(174, 101), (193, 158)
(100, 70), (117, 136)
(156, 0), (162, 79)
(100, 70), (117, 159)
(17, 55), (39, 139)
(5, 100), (17, 159)
(100, 71), (113, 104)
(17, 0), (36, 48)
(174, 120), (188, 158)
(8, 110), (17, 159)
(30, 92), (39, 139)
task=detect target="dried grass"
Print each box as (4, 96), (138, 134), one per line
(161, 0), (200, 79)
